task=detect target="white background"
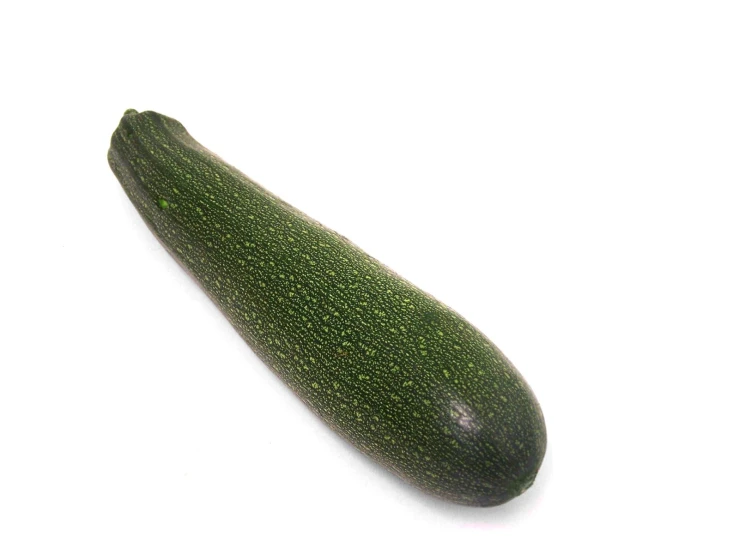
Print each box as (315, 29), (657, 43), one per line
(1, 1), (737, 552)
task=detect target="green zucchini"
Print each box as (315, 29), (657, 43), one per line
(108, 109), (546, 507)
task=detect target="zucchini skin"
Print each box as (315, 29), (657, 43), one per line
(109, 110), (546, 507)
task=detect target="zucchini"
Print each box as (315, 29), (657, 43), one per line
(108, 109), (546, 506)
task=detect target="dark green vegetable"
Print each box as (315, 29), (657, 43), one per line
(108, 109), (546, 506)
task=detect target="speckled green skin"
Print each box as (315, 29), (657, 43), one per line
(108, 110), (546, 507)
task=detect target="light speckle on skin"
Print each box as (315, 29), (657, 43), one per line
(449, 400), (482, 434)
